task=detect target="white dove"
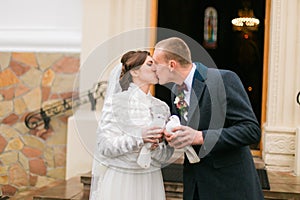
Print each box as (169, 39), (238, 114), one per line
(165, 115), (200, 163)
(137, 113), (166, 169)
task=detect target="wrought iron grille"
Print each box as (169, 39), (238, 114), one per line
(24, 81), (107, 130)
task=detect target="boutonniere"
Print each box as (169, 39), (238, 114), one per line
(174, 92), (188, 121)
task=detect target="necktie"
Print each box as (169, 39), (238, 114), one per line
(175, 83), (189, 122)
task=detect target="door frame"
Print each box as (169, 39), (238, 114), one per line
(252, 0), (270, 157)
(150, 0), (270, 158)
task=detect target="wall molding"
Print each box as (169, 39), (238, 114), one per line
(268, 0), (281, 125)
(0, 0), (81, 53)
(295, 127), (300, 175)
(264, 126), (296, 133)
(0, 29), (81, 53)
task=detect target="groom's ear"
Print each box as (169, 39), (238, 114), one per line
(169, 60), (176, 71)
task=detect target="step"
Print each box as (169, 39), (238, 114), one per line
(264, 170), (300, 200)
(79, 173), (183, 200)
(80, 165), (300, 200)
(10, 176), (89, 200)
(12, 163), (299, 200)
(164, 182), (183, 200)
(80, 173), (91, 189)
(33, 176), (89, 200)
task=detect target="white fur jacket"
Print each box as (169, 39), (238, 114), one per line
(96, 83), (173, 169)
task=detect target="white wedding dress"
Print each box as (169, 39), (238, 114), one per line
(90, 83), (173, 200)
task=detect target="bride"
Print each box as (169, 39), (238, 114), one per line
(90, 50), (174, 200)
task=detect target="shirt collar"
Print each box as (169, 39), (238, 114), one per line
(184, 63), (196, 91)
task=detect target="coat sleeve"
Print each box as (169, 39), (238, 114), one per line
(96, 97), (144, 157)
(200, 70), (261, 155)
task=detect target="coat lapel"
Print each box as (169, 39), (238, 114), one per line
(170, 84), (179, 116)
(187, 63), (208, 127)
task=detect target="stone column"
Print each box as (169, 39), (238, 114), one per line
(263, 0), (300, 174)
(66, 0), (153, 179)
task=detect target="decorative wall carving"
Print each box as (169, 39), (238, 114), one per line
(265, 134), (295, 154)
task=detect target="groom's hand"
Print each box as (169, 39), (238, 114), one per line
(164, 126), (203, 149)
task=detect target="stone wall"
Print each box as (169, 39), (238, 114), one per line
(0, 52), (79, 196)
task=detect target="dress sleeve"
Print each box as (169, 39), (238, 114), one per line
(151, 141), (174, 164)
(96, 97), (144, 157)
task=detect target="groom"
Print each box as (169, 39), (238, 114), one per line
(152, 37), (264, 200)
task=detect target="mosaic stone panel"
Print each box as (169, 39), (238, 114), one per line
(0, 52), (79, 196)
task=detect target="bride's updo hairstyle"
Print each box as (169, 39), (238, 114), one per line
(119, 50), (150, 91)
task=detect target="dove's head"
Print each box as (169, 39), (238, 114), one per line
(169, 115), (180, 123)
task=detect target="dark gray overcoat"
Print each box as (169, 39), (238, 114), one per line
(171, 62), (264, 200)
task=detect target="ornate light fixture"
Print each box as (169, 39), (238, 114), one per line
(232, 8), (260, 31)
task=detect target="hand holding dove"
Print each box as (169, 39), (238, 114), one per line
(165, 115), (200, 163)
(137, 113), (165, 168)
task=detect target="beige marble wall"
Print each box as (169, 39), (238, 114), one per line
(0, 52), (79, 196)
(65, 0), (153, 180)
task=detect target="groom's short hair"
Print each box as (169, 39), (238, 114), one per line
(155, 37), (192, 66)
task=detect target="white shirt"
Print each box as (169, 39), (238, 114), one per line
(183, 63), (196, 106)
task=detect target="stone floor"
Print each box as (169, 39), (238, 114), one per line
(164, 170), (300, 200)
(10, 169), (300, 200)
(10, 176), (89, 200)
(264, 171), (300, 200)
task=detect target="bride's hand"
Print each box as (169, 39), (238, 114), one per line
(150, 143), (159, 150)
(142, 126), (163, 144)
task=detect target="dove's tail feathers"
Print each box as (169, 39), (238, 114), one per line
(137, 146), (152, 168)
(184, 146), (200, 163)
